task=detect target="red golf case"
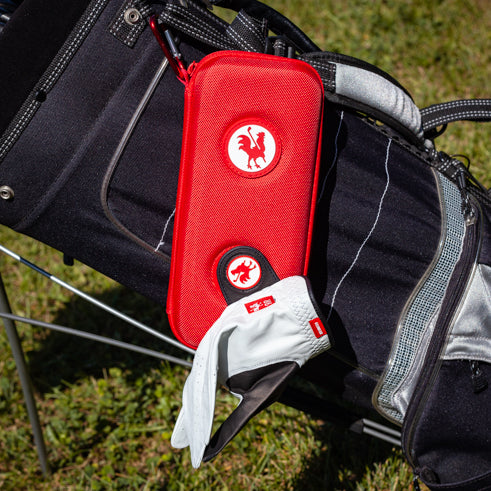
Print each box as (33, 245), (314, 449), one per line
(167, 51), (324, 348)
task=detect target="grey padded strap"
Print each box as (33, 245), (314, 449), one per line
(302, 55), (423, 141)
(334, 63), (422, 139)
(158, 0), (424, 140)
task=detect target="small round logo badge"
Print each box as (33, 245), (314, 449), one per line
(226, 123), (280, 177)
(226, 255), (262, 290)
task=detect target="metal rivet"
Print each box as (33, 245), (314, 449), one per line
(0, 185), (14, 200)
(124, 8), (142, 25)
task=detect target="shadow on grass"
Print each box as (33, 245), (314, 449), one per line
(281, 374), (404, 489)
(292, 422), (402, 490)
(21, 284), (403, 488)
(25, 285), (190, 393)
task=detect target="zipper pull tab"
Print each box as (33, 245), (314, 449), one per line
(470, 360), (488, 394)
(149, 15), (189, 84)
(455, 166), (476, 225)
(412, 475), (422, 491)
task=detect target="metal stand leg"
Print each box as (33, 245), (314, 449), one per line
(0, 273), (49, 476)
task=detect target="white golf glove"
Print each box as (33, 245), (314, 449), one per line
(171, 276), (331, 468)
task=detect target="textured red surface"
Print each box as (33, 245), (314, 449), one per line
(168, 51), (324, 348)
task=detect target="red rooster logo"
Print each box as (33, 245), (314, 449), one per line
(237, 127), (266, 169)
(230, 260), (257, 285)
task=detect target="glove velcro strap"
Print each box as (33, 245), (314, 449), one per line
(275, 276), (331, 360)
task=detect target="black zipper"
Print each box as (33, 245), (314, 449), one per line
(401, 198), (480, 473)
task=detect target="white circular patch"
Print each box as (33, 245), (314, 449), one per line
(226, 255), (262, 289)
(227, 124), (277, 174)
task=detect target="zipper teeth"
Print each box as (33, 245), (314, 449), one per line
(0, 0), (109, 163)
(403, 208), (478, 470)
(374, 173), (467, 424)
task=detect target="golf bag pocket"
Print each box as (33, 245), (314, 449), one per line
(403, 243), (491, 488)
(372, 174), (491, 489)
(0, 0), (211, 304)
(167, 50), (324, 348)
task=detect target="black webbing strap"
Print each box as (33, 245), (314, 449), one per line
(226, 9), (267, 52)
(209, 0), (320, 53)
(159, 0), (234, 50)
(158, 0), (268, 52)
(421, 99), (491, 133)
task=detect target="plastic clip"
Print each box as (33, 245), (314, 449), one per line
(149, 15), (189, 84)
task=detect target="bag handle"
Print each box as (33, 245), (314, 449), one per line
(298, 52), (423, 144)
(156, 0), (424, 143)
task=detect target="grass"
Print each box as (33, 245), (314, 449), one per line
(0, 234), (416, 490)
(0, 0), (490, 489)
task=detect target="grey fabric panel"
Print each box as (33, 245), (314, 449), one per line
(335, 63), (422, 138)
(443, 263), (491, 363)
(374, 174), (466, 423)
(392, 306), (440, 419)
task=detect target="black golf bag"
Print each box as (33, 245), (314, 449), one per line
(0, 1), (490, 488)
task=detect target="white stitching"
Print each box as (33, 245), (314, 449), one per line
(236, 11), (264, 47)
(423, 110), (491, 128)
(227, 26), (255, 51)
(326, 138), (392, 321)
(155, 208), (176, 252)
(421, 99), (491, 115)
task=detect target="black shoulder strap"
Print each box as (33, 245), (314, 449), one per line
(209, 0), (320, 52)
(421, 99), (491, 137)
(156, 0), (425, 145)
(159, 1), (268, 51)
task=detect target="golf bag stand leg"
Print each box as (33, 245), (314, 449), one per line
(0, 272), (49, 476)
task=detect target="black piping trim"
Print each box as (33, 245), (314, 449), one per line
(100, 58), (172, 262)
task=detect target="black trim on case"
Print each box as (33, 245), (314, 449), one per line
(216, 246), (279, 304)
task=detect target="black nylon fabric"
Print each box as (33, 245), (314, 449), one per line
(307, 109), (441, 379)
(103, 44), (201, 259)
(0, 0), (92, 135)
(411, 361), (491, 488)
(0, 0), (209, 303)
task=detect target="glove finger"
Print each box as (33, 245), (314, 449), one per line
(170, 405), (189, 449)
(202, 360), (299, 463)
(170, 343), (217, 463)
(171, 318), (238, 467)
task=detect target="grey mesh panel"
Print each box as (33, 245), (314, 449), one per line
(374, 174), (466, 424)
(443, 263), (491, 364)
(335, 63), (423, 138)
